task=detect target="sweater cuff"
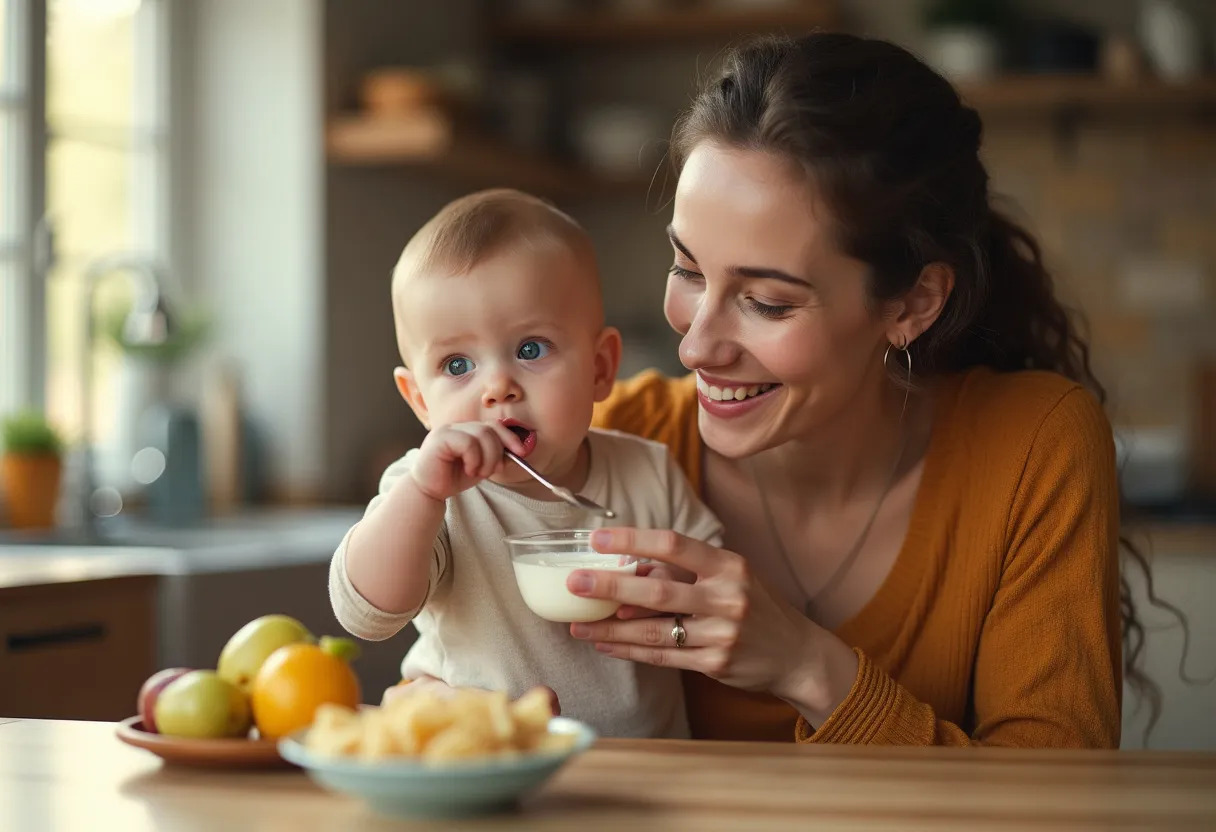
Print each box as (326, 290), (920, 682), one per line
(796, 648), (931, 744)
(328, 529), (420, 642)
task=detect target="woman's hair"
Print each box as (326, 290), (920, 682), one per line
(672, 31), (1181, 735)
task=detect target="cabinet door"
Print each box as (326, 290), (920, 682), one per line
(0, 576), (157, 720)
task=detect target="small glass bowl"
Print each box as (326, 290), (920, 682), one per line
(505, 530), (637, 623)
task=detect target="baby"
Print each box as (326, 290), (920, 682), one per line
(328, 189), (721, 738)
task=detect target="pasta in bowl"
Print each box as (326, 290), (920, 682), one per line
(278, 688), (595, 818)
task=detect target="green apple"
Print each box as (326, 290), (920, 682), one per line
(154, 671), (250, 739)
(217, 614), (314, 693)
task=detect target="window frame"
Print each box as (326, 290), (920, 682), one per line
(1, 0), (47, 415)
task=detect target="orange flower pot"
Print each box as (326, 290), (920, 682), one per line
(1, 453), (62, 529)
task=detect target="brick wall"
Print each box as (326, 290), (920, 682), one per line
(982, 116), (1216, 435)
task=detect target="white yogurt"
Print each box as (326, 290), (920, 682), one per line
(511, 552), (637, 623)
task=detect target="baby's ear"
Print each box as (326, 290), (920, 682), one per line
(393, 367), (430, 428)
(591, 327), (622, 402)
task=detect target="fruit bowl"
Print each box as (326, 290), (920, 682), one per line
(115, 717), (291, 768)
(278, 716), (596, 818)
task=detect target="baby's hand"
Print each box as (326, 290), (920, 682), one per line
(409, 422), (525, 502)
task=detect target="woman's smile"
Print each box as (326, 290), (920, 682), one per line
(695, 372), (782, 418)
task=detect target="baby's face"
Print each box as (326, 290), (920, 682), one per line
(395, 244), (616, 483)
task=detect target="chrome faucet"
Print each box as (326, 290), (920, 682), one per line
(74, 254), (177, 532)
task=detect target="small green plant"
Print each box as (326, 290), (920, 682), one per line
(100, 304), (210, 364)
(1, 410), (64, 457)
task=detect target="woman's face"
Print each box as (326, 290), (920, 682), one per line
(665, 142), (894, 459)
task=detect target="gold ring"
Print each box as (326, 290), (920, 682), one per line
(671, 615), (687, 648)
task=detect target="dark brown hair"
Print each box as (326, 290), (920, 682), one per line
(672, 32), (1180, 735)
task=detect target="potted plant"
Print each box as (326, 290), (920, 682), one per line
(923, 0), (1016, 82)
(1, 410), (65, 529)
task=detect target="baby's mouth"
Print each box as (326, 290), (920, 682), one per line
(502, 421), (538, 458)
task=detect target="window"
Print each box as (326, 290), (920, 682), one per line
(0, 0), (169, 484)
(44, 0), (169, 465)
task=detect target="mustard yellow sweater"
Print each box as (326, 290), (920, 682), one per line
(593, 368), (1122, 747)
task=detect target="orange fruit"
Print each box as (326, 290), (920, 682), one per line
(251, 636), (361, 739)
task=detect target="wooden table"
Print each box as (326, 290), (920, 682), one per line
(4, 719), (1216, 831)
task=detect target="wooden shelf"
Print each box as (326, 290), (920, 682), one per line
(327, 75), (1216, 194)
(958, 75), (1216, 114)
(326, 114), (655, 198)
(495, 2), (840, 47)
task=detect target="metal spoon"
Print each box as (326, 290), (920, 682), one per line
(504, 450), (616, 519)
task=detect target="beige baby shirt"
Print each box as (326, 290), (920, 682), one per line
(329, 428), (723, 739)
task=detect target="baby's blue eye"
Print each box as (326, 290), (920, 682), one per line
(444, 356), (473, 376)
(517, 340), (549, 361)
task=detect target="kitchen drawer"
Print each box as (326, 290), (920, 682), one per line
(0, 576), (157, 720)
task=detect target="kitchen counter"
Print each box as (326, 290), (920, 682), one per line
(0, 507), (363, 589)
(1, 509), (1210, 593)
(1124, 520), (1216, 556)
(4, 719), (1216, 830)
(1, 509), (1208, 728)
(0, 508), (412, 712)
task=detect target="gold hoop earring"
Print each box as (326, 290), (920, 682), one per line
(883, 338), (913, 383)
(883, 338), (914, 424)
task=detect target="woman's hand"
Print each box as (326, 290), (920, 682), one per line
(567, 527), (859, 726)
(612, 560), (696, 620)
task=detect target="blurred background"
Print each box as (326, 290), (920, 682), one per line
(0, 0), (1213, 748)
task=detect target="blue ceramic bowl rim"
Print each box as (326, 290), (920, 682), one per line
(277, 716), (596, 778)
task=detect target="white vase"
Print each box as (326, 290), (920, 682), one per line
(1139, 0), (1203, 81)
(105, 357), (175, 495)
(925, 26), (1002, 83)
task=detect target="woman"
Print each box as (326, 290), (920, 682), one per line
(570, 32), (1132, 747)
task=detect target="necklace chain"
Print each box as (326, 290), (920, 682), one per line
(751, 429), (906, 620)
(752, 353), (912, 621)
